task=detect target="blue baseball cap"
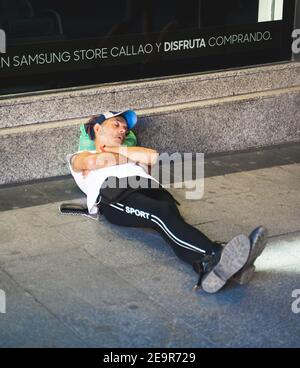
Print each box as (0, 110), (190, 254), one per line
(92, 110), (137, 129)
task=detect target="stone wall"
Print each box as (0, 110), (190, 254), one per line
(0, 62), (299, 185)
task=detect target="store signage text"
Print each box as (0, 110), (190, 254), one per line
(0, 29), (6, 54)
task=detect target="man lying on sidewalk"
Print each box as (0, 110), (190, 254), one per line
(62, 109), (268, 293)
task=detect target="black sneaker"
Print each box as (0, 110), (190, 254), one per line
(59, 203), (99, 221)
(200, 234), (251, 293)
(232, 226), (268, 285)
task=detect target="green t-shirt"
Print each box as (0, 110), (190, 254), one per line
(78, 124), (137, 151)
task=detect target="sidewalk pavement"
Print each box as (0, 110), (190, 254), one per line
(0, 143), (299, 348)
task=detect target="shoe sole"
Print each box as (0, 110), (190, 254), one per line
(232, 227), (268, 285)
(201, 234), (250, 293)
(59, 206), (99, 221)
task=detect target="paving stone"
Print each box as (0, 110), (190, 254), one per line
(0, 184), (50, 211)
(0, 208), (80, 264)
(279, 163), (300, 178)
(2, 249), (215, 348)
(54, 217), (176, 268)
(0, 270), (85, 348)
(0, 150), (299, 347)
(32, 177), (84, 202)
(116, 250), (300, 348)
(259, 320), (300, 348)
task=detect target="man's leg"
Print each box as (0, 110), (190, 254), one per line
(99, 189), (221, 266)
(99, 188), (250, 293)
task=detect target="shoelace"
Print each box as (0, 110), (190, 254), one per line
(192, 254), (217, 292)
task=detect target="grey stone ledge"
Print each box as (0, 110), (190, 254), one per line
(1, 85), (299, 137)
(1, 88), (299, 185)
(0, 61), (300, 129)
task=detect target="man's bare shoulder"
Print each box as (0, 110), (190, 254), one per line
(71, 150), (94, 160)
(69, 151), (96, 171)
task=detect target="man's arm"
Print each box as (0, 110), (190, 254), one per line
(71, 151), (128, 173)
(104, 146), (159, 166)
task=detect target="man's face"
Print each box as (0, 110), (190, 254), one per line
(96, 116), (128, 146)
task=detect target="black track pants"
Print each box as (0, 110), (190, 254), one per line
(98, 188), (222, 267)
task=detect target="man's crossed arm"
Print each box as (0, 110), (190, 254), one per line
(71, 146), (159, 175)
